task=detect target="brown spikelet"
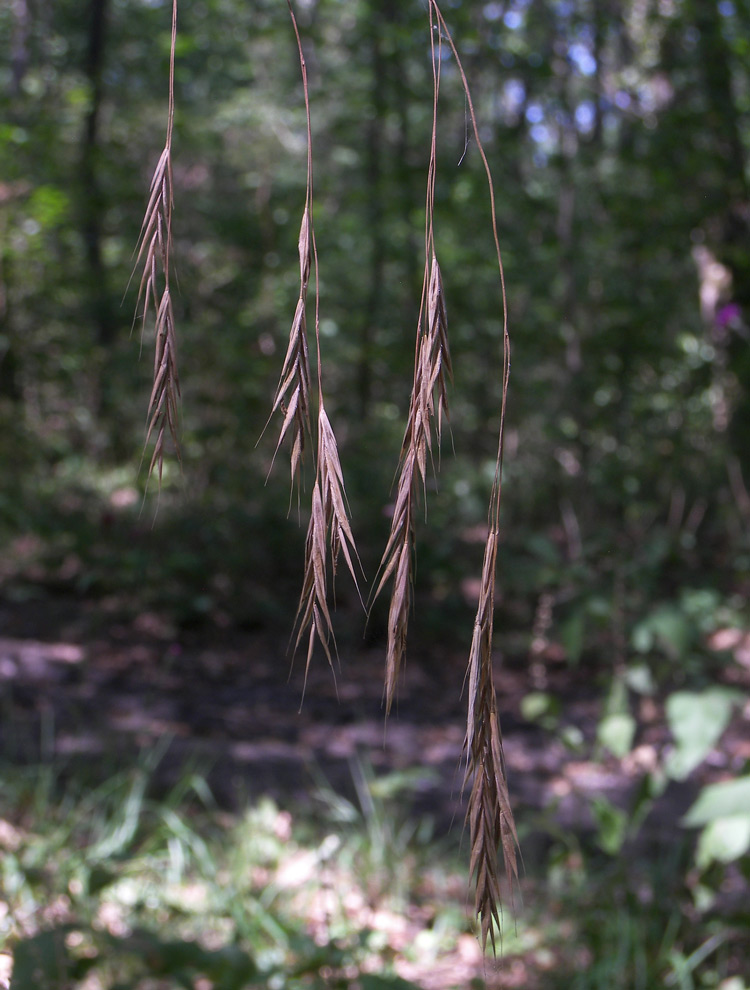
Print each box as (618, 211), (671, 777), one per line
(319, 407), (360, 587)
(270, 208), (312, 489)
(374, 257), (452, 716)
(295, 477), (334, 685)
(293, 404), (362, 699)
(464, 531), (520, 953)
(133, 0), (180, 487)
(423, 255), (452, 449)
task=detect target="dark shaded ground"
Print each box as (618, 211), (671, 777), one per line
(4, 589), (747, 857)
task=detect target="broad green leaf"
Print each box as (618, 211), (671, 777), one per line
(624, 663), (656, 695)
(682, 776), (750, 826)
(632, 623), (654, 653)
(696, 816), (750, 868)
(598, 712), (636, 758)
(679, 588), (721, 631)
(632, 605), (693, 658)
(665, 689), (740, 780)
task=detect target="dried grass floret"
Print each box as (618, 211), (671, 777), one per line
(375, 276), (452, 718)
(270, 208), (313, 488)
(464, 530), (520, 952)
(293, 404), (361, 700)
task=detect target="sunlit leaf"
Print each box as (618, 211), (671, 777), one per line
(682, 776), (750, 827)
(696, 816), (750, 868)
(598, 712), (636, 759)
(665, 689), (741, 781)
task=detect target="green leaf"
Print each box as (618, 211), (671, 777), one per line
(521, 691), (555, 722)
(591, 797), (628, 855)
(631, 623), (654, 653)
(665, 689), (740, 780)
(682, 776), (750, 826)
(597, 712), (636, 758)
(560, 725), (585, 752)
(696, 816), (750, 868)
(624, 663), (656, 696)
(632, 605), (694, 658)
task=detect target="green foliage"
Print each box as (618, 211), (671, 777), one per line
(683, 776), (750, 870)
(1, 759), (434, 989)
(1, 0), (749, 621)
(666, 689), (742, 781)
(310, 758), (439, 907)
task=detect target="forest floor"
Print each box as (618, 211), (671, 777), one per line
(1, 590), (749, 989)
(0, 592), (668, 826)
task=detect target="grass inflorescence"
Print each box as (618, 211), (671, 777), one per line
(133, 0), (181, 489)
(273, 3), (362, 692)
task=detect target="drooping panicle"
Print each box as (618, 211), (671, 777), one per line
(133, 0), (181, 487)
(427, 0), (518, 951)
(372, 6), (453, 718)
(276, 2), (362, 692)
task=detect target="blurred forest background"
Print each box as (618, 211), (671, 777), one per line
(1, 0), (750, 987)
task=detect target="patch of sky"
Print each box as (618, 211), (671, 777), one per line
(484, 0), (529, 24)
(569, 42), (596, 76)
(525, 103), (544, 124)
(530, 123), (551, 145)
(504, 79), (526, 116)
(575, 101), (595, 133)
